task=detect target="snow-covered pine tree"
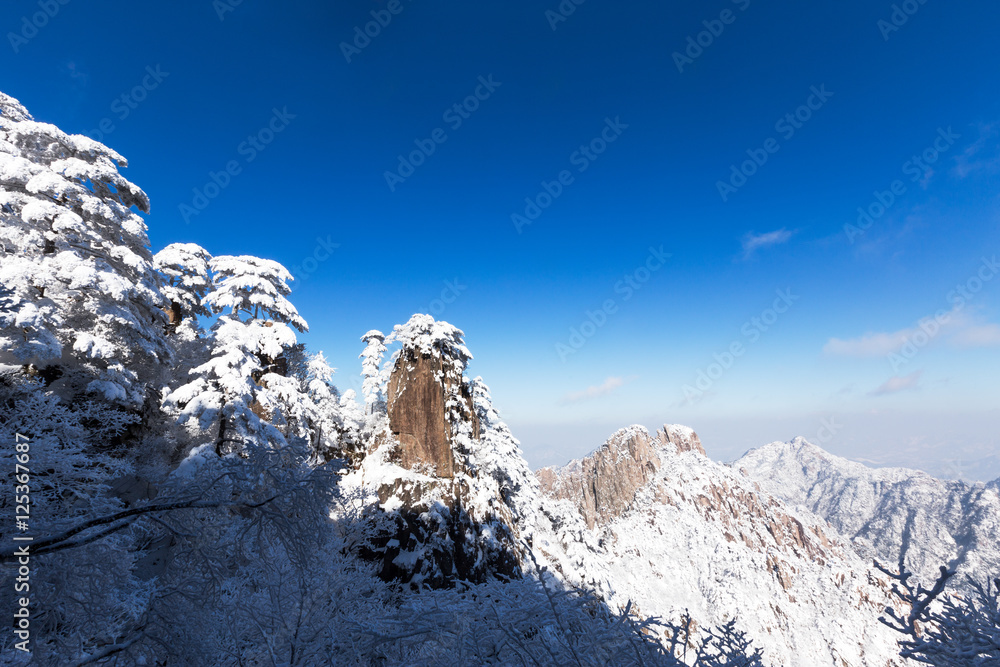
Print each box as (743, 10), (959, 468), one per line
(877, 556), (1000, 664)
(470, 376), (539, 532)
(165, 255), (308, 454)
(303, 351), (363, 460)
(153, 242), (213, 334)
(0, 91), (169, 406)
(359, 329), (386, 414)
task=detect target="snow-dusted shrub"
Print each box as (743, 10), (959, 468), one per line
(0, 373), (150, 663)
(878, 556), (1000, 665)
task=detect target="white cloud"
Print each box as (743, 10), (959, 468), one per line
(560, 376), (628, 404)
(741, 228), (794, 259)
(822, 307), (1000, 357)
(951, 323), (1000, 348)
(823, 330), (913, 357)
(869, 370), (922, 396)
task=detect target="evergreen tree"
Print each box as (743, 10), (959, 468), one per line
(153, 242), (213, 333)
(359, 329), (386, 413)
(0, 91), (169, 406)
(878, 556), (1000, 665)
(165, 255), (307, 454)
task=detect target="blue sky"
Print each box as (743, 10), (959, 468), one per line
(3, 0), (998, 476)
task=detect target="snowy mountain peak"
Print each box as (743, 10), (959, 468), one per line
(734, 438), (1000, 596)
(534, 425), (908, 666)
(537, 424), (705, 529)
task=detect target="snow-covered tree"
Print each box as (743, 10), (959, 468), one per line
(302, 351), (363, 460)
(165, 255), (308, 454)
(0, 91), (169, 406)
(470, 376), (539, 532)
(359, 329), (386, 413)
(153, 242), (212, 333)
(663, 611), (766, 667)
(0, 369), (153, 664)
(877, 556), (1000, 665)
(385, 314), (472, 372)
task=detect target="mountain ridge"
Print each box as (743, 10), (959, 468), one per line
(734, 436), (1000, 596)
(532, 425), (907, 667)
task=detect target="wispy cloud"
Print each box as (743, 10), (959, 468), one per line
(951, 323), (1000, 348)
(833, 383), (857, 397)
(824, 329), (914, 357)
(741, 228), (794, 259)
(869, 370), (922, 396)
(560, 376), (628, 404)
(954, 121), (1000, 179)
(822, 307), (1000, 357)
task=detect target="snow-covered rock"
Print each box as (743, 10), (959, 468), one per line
(342, 315), (532, 587)
(534, 426), (908, 667)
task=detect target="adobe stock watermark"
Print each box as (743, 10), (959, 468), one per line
(556, 245), (671, 362)
(813, 416), (843, 446)
(287, 237), (341, 294)
(384, 75), (502, 192)
(179, 107), (296, 224)
(340, 0), (414, 63)
(672, 0), (752, 73)
(888, 255), (998, 371)
(545, 0), (586, 31)
(512, 116), (628, 233)
(844, 126), (959, 243)
(716, 85), (833, 202)
(213, 0), (245, 21)
(86, 65), (169, 143)
(681, 288), (799, 401)
(12, 432), (32, 653)
(877, 0), (930, 41)
(7, 0), (70, 53)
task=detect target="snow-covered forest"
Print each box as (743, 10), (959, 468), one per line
(1, 90), (997, 666)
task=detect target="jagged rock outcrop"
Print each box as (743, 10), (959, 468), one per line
(533, 425), (907, 666)
(537, 424), (704, 528)
(346, 315), (534, 588)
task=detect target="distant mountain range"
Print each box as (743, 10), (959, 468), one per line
(733, 437), (1000, 597)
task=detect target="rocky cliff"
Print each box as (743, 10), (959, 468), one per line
(344, 315), (533, 588)
(385, 341), (479, 476)
(533, 425), (907, 667)
(338, 315), (917, 663)
(537, 424), (704, 529)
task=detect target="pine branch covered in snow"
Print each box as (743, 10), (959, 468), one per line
(877, 556), (1000, 665)
(153, 242), (213, 331)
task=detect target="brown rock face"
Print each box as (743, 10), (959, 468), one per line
(536, 424), (705, 529)
(661, 424), (706, 456)
(386, 347), (479, 477)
